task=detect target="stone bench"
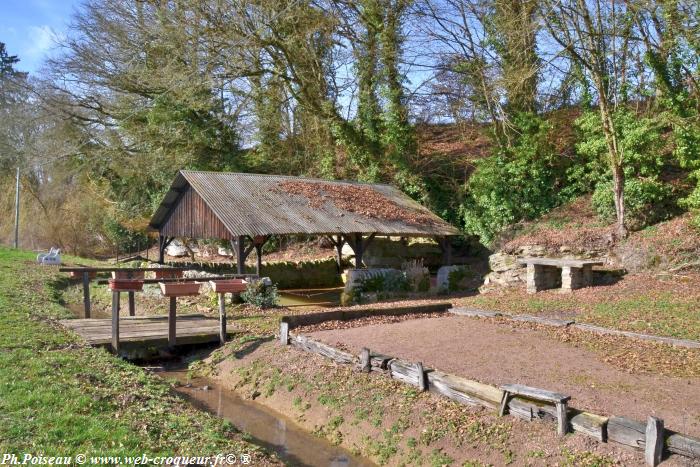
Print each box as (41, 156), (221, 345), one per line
(499, 383), (571, 436)
(517, 258), (604, 293)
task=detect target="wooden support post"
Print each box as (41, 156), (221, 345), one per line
(335, 235), (344, 272)
(354, 234), (363, 268)
(128, 291), (135, 317)
(252, 235), (269, 276)
(111, 291), (120, 354)
(82, 271), (91, 319)
(236, 235), (246, 274)
(416, 361), (427, 391)
(158, 235), (174, 264)
(158, 234), (165, 264)
(168, 296), (177, 347)
(347, 233), (375, 269)
(556, 401), (569, 436)
(438, 236), (453, 266)
(218, 293), (226, 345)
(255, 244), (262, 276)
(360, 348), (371, 373)
(645, 416), (664, 466)
(279, 321), (289, 346)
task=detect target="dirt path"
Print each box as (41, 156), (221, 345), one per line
(308, 315), (700, 438)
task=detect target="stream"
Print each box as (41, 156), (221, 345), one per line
(66, 284), (367, 465)
(153, 368), (375, 467)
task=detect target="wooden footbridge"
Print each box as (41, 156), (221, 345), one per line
(59, 266), (256, 355)
(60, 314), (230, 348)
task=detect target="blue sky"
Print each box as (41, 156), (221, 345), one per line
(1, 0), (81, 75)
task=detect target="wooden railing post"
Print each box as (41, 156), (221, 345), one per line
(218, 293), (226, 345)
(168, 296), (177, 347)
(556, 401), (569, 436)
(645, 416), (664, 466)
(416, 361), (427, 391)
(128, 291), (135, 317)
(279, 321), (289, 346)
(111, 291), (120, 353)
(82, 272), (91, 319)
(360, 348), (371, 373)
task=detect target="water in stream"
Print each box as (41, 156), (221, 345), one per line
(277, 288), (342, 308)
(155, 369), (375, 467)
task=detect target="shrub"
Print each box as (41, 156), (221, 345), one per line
(360, 274), (385, 292)
(447, 266), (473, 292)
(401, 259), (430, 292)
(241, 279), (279, 309)
(571, 109), (675, 230)
(461, 113), (567, 245)
(591, 179), (674, 229)
(103, 218), (150, 253)
(384, 271), (411, 292)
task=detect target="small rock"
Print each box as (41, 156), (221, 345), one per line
(201, 385), (211, 391)
(166, 239), (188, 257)
(251, 390), (261, 400)
(519, 245), (546, 257)
(218, 247), (233, 257)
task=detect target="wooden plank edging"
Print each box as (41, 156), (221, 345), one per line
(282, 332), (700, 463)
(287, 333), (355, 365)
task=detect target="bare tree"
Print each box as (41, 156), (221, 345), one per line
(541, 0), (638, 237)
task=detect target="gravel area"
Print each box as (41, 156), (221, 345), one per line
(307, 315), (700, 437)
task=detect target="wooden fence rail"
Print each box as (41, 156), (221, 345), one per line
(281, 329), (700, 466)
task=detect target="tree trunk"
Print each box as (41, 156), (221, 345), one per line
(612, 163), (626, 238)
(595, 85), (628, 239)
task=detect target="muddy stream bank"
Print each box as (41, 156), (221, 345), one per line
(150, 366), (374, 467)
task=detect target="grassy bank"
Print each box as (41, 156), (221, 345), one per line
(188, 333), (638, 466)
(0, 247), (277, 463)
(457, 272), (700, 341)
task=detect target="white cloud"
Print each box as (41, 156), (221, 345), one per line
(24, 25), (56, 59)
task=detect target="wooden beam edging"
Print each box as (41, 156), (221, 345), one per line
(449, 307), (700, 349)
(281, 331), (700, 463)
(287, 333), (356, 365)
(572, 323), (700, 349)
(281, 302), (452, 330)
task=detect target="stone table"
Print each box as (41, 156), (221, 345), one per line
(517, 258), (604, 293)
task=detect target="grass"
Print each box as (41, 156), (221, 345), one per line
(0, 247), (275, 462)
(462, 279), (700, 341)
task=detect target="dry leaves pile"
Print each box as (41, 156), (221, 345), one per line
(489, 317), (700, 378)
(276, 181), (437, 225)
(295, 311), (446, 333)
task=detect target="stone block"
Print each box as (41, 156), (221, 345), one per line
(489, 253), (519, 273)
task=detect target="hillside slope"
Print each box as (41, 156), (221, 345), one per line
(495, 195), (700, 273)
